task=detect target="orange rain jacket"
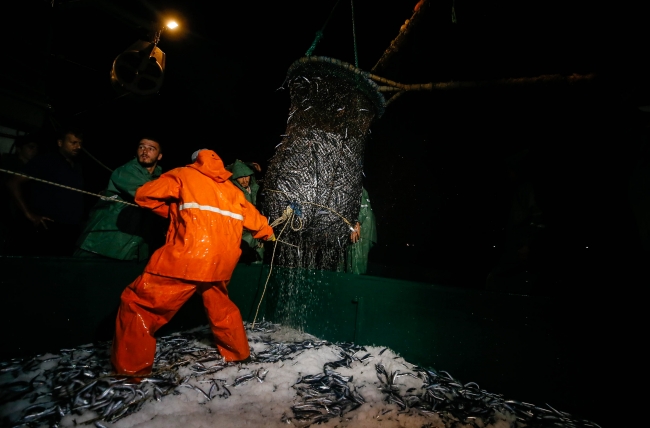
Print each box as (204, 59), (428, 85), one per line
(134, 150), (274, 282)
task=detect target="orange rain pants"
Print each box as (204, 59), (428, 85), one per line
(111, 272), (250, 376)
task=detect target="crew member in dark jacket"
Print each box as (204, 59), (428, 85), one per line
(6, 128), (84, 256)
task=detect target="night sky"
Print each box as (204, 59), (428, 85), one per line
(4, 0), (648, 292)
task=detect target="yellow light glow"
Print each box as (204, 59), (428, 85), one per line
(166, 21), (179, 29)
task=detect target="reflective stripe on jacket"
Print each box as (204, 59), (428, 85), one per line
(136, 150), (273, 281)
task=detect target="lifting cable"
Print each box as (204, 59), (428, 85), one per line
(350, 0), (359, 68)
(305, 0), (361, 69)
(305, 0), (344, 56)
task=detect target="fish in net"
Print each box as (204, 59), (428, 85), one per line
(263, 57), (385, 271)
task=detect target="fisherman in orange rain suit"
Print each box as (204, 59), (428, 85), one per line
(111, 149), (275, 376)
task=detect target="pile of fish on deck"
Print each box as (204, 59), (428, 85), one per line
(0, 322), (600, 428)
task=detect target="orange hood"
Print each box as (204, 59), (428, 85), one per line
(187, 149), (232, 183)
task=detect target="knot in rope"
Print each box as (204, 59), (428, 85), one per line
(270, 206), (294, 228)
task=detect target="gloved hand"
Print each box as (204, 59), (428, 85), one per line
(350, 222), (361, 243)
(267, 234), (276, 242)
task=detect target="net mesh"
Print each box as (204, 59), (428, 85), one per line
(263, 57), (385, 271)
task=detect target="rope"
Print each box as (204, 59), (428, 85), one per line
(266, 188), (354, 230)
(277, 239), (299, 248)
(82, 147), (114, 173)
(0, 167), (138, 207)
(251, 214), (292, 329)
(2, 169), (301, 330)
(269, 206), (295, 228)
(251, 188), (354, 328)
(351, 0), (359, 68)
(305, 0), (344, 56)
(48, 114), (116, 173)
(305, 31), (324, 57)
(289, 212), (304, 231)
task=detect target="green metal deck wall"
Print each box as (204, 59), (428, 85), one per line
(0, 257), (606, 426)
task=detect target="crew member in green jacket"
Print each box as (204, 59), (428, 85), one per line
(226, 159), (264, 263)
(346, 187), (378, 274)
(73, 138), (163, 261)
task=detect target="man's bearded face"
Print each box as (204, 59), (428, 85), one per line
(137, 139), (162, 167)
(236, 175), (251, 188)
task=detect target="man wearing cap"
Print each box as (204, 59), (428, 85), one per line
(111, 149), (276, 376)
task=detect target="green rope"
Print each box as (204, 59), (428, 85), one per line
(452, 0), (457, 23)
(305, 0), (344, 57)
(305, 31), (324, 57)
(351, 0), (359, 68)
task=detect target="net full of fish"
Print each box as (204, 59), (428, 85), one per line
(262, 57), (385, 272)
(0, 321), (601, 428)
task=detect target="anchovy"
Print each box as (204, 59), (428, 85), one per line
(0, 364), (21, 373)
(222, 384), (231, 397)
(180, 384), (210, 401)
(255, 368), (269, 382)
(358, 354), (372, 362)
(208, 382), (219, 399)
(232, 373), (255, 386)
(153, 386), (163, 401)
(0, 322), (601, 428)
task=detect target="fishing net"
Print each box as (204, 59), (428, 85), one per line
(262, 57), (385, 271)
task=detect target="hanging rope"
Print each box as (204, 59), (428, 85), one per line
(251, 212), (292, 329)
(250, 187), (358, 328)
(350, 0), (359, 68)
(305, 0), (344, 56)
